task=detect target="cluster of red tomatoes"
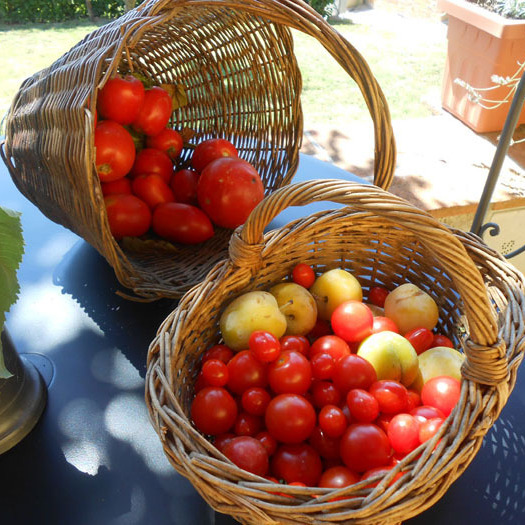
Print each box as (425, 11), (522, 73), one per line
(190, 266), (461, 489)
(94, 75), (264, 244)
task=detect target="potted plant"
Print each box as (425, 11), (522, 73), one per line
(0, 206), (46, 454)
(438, 0), (525, 132)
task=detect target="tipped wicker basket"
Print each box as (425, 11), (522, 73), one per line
(1, 0), (395, 300)
(146, 179), (525, 524)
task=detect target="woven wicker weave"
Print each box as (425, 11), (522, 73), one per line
(146, 179), (525, 524)
(1, 0), (395, 300)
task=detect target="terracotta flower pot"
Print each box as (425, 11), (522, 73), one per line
(438, 0), (525, 132)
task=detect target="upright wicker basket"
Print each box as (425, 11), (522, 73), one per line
(146, 179), (525, 524)
(1, 0), (395, 300)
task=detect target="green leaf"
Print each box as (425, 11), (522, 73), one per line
(0, 206), (25, 379)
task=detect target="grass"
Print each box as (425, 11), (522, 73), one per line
(0, 14), (447, 130)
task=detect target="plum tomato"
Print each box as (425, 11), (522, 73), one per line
(101, 177), (132, 196)
(332, 354), (377, 393)
(371, 316), (400, 335)
(331, 301), (374, 343)
(241, 387), (271, 416)
(201, 358), (229, 387)
(249, 331), (281, 363)
(268, 350), (312, 395)
(308, 426), (341, 460)
(346, 389), (380, 423)
(191, 138), (238, 172)
(311, 381), (342, 408)
(431, 334), (454, 349)
(421, 375), (461, 416)
(256, 431), (278, 457)
(310, 335), (350, 362)
(419, 417), (445, 443)
(152, 202), (214, 244)
(410, 405), (445, 423)
(132, 86), (173, 136)
(291, 263), (316, 289)
(223, 436), (269, 477)
(271, 443), (322, 486)
(234, 412), (263, 437)
(280, 335), (310, 356)
(319, 465), (359, 489)
(310, 352), (335, 380)
(265, 394), (316, 444)
(404, 327), (434, 355)
(104, 194), (151, 240)
(95, 120), (136, 182)
(202, 344), (233, 364)
(131, 174), (174, 209)
(387, 413), (421, 455)
(368, 286), (389, 308)
(340, 423), (392, 473)
(197, 157), (264, 229)
(369, 380), (409, 415)
(191, 386), (238, 435)
(226, 350), (268, 395)
(170, 169), (199, 205)
(146, 128), (183, 161)
(130, 148), (173, 183)
(318, 405), (347, 438)
(97, 74), (145, 125)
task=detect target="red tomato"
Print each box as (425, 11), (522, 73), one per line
(340, 423), (392, 473)
(104, 194), (151, 240)
(308, 426), (341, 460)
(319, 465), (359, 489)
(201, 359), (229, 387)
(331, 301), (374, 343)
(152, 202), (214, 244)
(271, 443), (322, 486)
(241, 387), (271, 416)
(226, 350), (268, 395)
(191, 138), (238, 172)
(405, 327), (434, 355)
(97, 75), (145, 125)
(249, 331), (281, 363)
(132, 86), (173, 136)
(268, 350), (312, 395)
(202, 344), (233, 364)
(256, 431), (278, 457)
(419, 417), (445, 444)
(234, 412), (262, 437)
(280, 335), (310, 356)
(95, 121), (136, 182)
(191, 386), (238, 435)
(387, 413), (421, 455)
(369, 380), (409, 415)
(310, 352), (335, 380)
(410, 405), (445, 423)
(431, 334), (455, 349)
(307, 319), (332, 341)
(368, 286), (390, 308)
(130, 148), (173, 183)
(375, 413), (395, 433)
(213, 433), (235, 452)
(170, 169), (199, 205)
(406, 389), (421, 411)
(131, 174), (174, 209)
(197, 158), (264, 229)
(223, 436), (269, 477)
(346, 389), (380, 423)
(101, 177), (132, 196)
(311, 381), (342, 408)
(371, 316), (400, 335)
(332, 354), (377, 393)
(291, 263), (316, 289)
(318, 405), (347, 438)
(265, 394), (316, 444)
(421, 376), (461, 416)
(310, 335), (350, 362)
(146, 128), (183, 161)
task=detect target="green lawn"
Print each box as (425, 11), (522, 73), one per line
(0, 16), (446, 129)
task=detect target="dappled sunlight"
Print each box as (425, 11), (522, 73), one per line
(110, 485), (146, 525)
(91, 347), (143, 390)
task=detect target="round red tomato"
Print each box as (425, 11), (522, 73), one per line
(95, 120), (136, 182)
(387, 413), (421, 455)
(371, 316), (400, 335)
(234, 412), (262, 437)
(197, 158), (264, 229)
(249, 331), (281, 363)
(191, 386), (238, 436)
(202, 344), (233, 364)
(368, 286), (389, 308)
(319, 465), (359, 489)
(97, 75), (145, 125)
(431, 334), (454, 349)
(146, 128), (183, 161)
(421, 375), (461, 416)
(268, 350), (312, 395)
(201, 359), (229, 387)
(226, 350), (268, 395)
(101, 177), (132, 196)
(223, 436), (269, 476)
(340, 423), (392, 473)
(241, 387), (271, 416)
(152, 202), (214, 244)
(331, 301), (374, 343)
(318, 405), (347, 438)
(346, 389), (380, 423)
(310, 352), (335, 380)
(132, 86), (173, 136)
(291, 263), (315, 289)
(369, 380), (409, 415)
(213, 433), (235, 452)
(104, 194), (151, 240)
(405, 327), (434, 355)
(131, 174), (174, 209)
(191, 138), (238, 172)
(310, 335), (350, 362)
(308, 426), (341, 460)
(280, 335), (310, 356)
(130, 148), (173, 183)
(256, 431), (278, 457)
(271, 443), (322, 486)
(332, 354), (377, 393)
(410, 405), (445, 423)
(311, 381), (342, 408)
(170, 169), (199, 205)
(265, 393), (316, 444)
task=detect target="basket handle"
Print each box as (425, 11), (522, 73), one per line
(230, 178), (507, 386)
(143, 0), (395, 190)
